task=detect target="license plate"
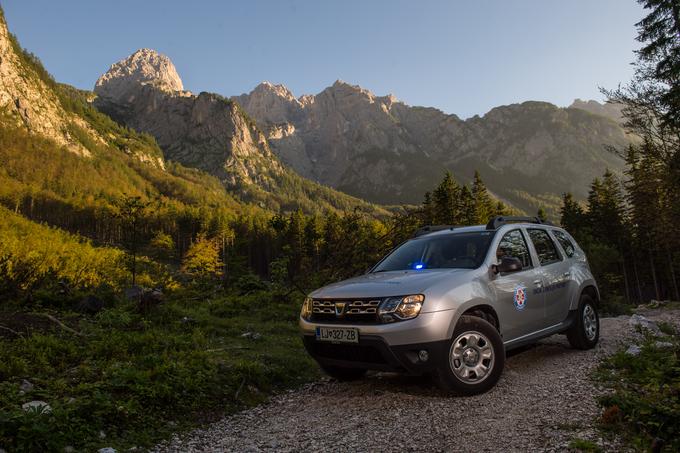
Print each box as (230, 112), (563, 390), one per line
(315, 326), (359, 343)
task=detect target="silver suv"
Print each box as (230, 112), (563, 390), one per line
(299, 216), (600, 395)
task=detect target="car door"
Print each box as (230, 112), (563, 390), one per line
(488, 228), (544, 341)
(526, 228), (572, 325)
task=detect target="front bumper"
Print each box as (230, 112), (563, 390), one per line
(299, 310), (455, 374)
(302, 334), (449, 374)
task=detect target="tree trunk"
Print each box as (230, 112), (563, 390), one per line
(649, 247), (660, 301)
(667, 245), (679, 301)
(632, 256), (643, 304)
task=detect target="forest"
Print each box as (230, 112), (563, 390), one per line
(0, 0), (678, 451)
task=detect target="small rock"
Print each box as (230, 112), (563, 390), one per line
(98, 448), (117, 453)
(629, 314), (662, 335)
(654, 341), (674, 349)
(625, 345), (641, 356)
(648, 300), (667, 309)
(181, 316), (194, 325)
(125, 286), (143, 301)
(241, 332), (262, 340)
(99, 430), (107, 439)
(22, 400), (51, 414)
(19, 379), (34, 393)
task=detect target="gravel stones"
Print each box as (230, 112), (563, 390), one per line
(153, 309), (679, 452)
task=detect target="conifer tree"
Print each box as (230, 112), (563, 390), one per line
(471, 170), (494, 224)
(432, 171), (460, 224)
(459, 186), (475, 225)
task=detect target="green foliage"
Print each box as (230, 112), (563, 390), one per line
(0, 206), (126, 298)
(568, 438), (602, 453)
(181, 234), (222, 281)
(633, 0), (680, 129)
(594, 327), (680, 451)
(0, 289), (318, 451)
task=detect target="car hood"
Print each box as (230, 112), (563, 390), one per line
(310, 269), (471, 299)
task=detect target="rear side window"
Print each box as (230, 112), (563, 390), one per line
(552, 230), (575, 258)
(497, 229), (532, 269)
(527, 229), (561, 265)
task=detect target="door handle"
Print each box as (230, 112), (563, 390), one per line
(562, 272), (570, 279)
(533, 279), (542, 287)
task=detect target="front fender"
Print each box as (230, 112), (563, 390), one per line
(443, 298), (500, 340)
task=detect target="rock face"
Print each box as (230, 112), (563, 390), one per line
(0, 12), (91, 155)
(92, 51), (382, 215)
(94, 51), (284, 190)
(95, 48), (185, 101)
(234, 81), (629, 208)
(569, 99), (624, 124)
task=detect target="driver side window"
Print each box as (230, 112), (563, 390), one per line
(497, 229), (532, 269)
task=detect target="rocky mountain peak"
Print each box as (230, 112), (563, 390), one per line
(569, 98), (624, 123)
(252, 81), (297, 102)
(94, 48), (184, 101)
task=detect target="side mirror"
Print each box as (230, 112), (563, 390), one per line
(493, 256), (523, 274)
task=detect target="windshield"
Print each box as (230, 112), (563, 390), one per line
(372, 231), (495, 272)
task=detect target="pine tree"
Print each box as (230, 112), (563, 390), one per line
(560, 193), (585, 234)
(422, 191), (435, 225)
(459, 186), (475, 225)
(471, 170), (494, 224)
(635, 0), (680, 128)
(115, 195), (150, 286)
(432, 171), (460, 224)
(537, 206), (547, 223)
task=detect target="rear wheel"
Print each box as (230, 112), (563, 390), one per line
(566, 294), (599, 350)
(320, 365), (367, 381)
(436, 315), (505, 395)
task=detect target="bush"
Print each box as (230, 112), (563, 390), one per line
(594, 326), (680, 451)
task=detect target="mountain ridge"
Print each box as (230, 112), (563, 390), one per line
(233, 80), (628, 211)
(92, 49), (386, 215)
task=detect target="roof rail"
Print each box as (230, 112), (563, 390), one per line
(413, 225), (457, 238)
(485, 216), (553, 230)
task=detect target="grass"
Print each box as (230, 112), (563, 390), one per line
(593, 320), (679, 452)
(568, 438), (602, 452)
(0, 288), (318, 452)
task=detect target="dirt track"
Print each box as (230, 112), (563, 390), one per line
(154, 309), (680, 452)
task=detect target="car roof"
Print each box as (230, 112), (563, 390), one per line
(418, 223), (564, 238)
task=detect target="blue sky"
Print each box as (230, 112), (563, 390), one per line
(3, 0), (643, 118)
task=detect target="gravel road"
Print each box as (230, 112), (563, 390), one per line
(154, 308), (680, 453)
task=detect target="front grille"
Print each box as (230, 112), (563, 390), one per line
(309, 341), (387, 364)
(311, 298), (381, 324)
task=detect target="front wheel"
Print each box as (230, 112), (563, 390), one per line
(436, 315), (505, 396)
(566, 294), (599, 350)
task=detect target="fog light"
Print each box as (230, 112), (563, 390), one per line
(418, 350), (429, 362)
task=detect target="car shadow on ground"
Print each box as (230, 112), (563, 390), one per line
(331, 335), (582, 398)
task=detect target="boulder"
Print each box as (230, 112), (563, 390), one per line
(22, 400), (51, 414)
(625, 345), (641, 356)
(125, 286), (143, 301)
(77, 295), (104, 314)
(629, 314), (662, 336)
(19, 379), (34, 393)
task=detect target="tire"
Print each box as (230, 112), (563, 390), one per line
(566, 294), (599, 350)
(320, 365), (367, 381)
(436, 315), (505, 396)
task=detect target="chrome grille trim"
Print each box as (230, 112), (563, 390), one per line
(312, 299), (382, 317)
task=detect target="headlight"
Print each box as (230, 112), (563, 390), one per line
(300, 296), (313, 320)
(378, 294), (424, 322)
